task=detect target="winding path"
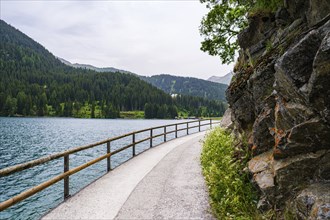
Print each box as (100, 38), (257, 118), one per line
(42, 131), (214, 220)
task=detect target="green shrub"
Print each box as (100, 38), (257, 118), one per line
(201, 127), (258, 219)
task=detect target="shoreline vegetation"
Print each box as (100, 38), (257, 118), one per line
(0, 97), (226, 119)
(3, 111), (223, 120)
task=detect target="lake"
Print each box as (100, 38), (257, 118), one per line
(0, 117), (210, 220)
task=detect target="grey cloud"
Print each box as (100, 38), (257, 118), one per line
(1, 1), (233, 79)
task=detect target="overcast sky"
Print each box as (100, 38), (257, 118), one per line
(1, 1), (233, 79)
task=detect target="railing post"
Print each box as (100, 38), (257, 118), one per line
(187, 122), (189, 135)
(164, 126), (166, 142)
(210, 119), (212, 129)
(132, 133), (136, 156)
(150, 129), (153, 148)
(64, 155), (70, 199)
(107, 141), (111, 172)
(175, 124), (178, 138)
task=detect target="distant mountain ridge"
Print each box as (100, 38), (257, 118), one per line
(58, 58), (134, 75)
(208, 71), (233, 85)
(141, 74), (228, 102)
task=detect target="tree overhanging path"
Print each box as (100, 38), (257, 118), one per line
(42, 131), (215, 220)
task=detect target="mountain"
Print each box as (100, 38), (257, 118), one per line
(207, 71), (233, 85)
(59, 59), (228, 102)
(141, 74), (228, 102)
(57, 57), (134, 75)
(0, 19), (226, 118)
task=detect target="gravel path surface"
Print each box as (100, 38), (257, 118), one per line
(115, 134), (214, 220)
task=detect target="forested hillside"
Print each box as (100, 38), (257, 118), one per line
(141, 74), (228, 101)
(0, 20), (226, 118)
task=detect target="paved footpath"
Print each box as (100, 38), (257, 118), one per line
(43, 131), (214, 220)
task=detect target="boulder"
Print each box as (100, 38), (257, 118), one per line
(275, 30), (322, 89)
(273, 150), (327, 203)
(219, 108), (233, 130)
(248, 150), (275, 209)
(308, 32), (330, 123)
(252, 107), (275, 155)
(274, 96), (313, 132)
(282, 119), (330, 157)
(275, 7), (291, 27)
(307, 0), (330, 27)
(227, 79), (256, 131)
(285, 0), (310, 20)
(294, 183), (330, 219)
(248, 150), (273, 174)
(314, 151), (330, 181)
(272, 27), (330, 159)
(273, 18), (305, 47)
(238, 16), (266, 50)
(249, 62), (276, 115)
(230, 93), (255, 131)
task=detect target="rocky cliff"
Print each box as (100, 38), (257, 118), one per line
(225, 0), (330, 218)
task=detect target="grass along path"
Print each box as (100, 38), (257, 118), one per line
(201, 127), (259, 219)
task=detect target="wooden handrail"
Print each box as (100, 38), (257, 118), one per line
(0, 118), (219, 211)
(0, 152), (113, 211)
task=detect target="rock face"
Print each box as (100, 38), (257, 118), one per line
(219, 108), (233, 129)
(226, 0), (330, 217)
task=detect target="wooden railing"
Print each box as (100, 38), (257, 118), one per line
(0, 119), (219, 211)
